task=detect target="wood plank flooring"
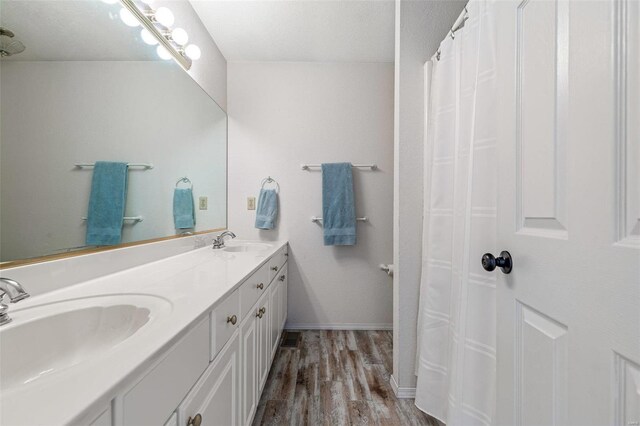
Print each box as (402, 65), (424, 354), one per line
(253, 330), (439, 426)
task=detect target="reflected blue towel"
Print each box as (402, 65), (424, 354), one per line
(322, 163), (356, 246)
(174, 188), (195, 229)
(255, 189), (278, 230)
(85, 161), (128, 246)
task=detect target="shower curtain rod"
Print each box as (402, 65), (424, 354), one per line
(435, 6), (469, 61)
(450, 7), (469, 38)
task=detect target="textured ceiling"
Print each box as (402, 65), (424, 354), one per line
(1, 0), (158, 61)
(190, 0), (396, 62)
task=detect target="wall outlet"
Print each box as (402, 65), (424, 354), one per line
(247, 197), (256, 210)
(199, 196), (208, 210)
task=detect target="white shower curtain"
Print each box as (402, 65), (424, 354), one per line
(415, 1), (497, 425)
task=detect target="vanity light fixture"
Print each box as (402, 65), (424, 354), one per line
(119, 7), (140, 27)
(153, 7), (174, 27)
(156, 45), (172, 60)
(117, 0), (201, 70)
(171, 28), (188, 46)
(140, 28), (158, 45)
(184, 44), (201, 60)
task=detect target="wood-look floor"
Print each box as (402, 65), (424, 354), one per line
(252, 330), (439, 426)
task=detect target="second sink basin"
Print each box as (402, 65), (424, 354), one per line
(223, 242), (272, 252)
(0, 294), (171, 392)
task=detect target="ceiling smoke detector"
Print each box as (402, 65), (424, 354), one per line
(0, 27), (26, 57)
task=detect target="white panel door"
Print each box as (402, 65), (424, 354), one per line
(495, 1), (640, 425)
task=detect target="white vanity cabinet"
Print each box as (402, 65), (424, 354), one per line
(121, 317), (210, 426)
(112, 244), (288, 426)
(256, 289), (272, 392)
(178, 331), (241, 426)
(270, 266), (288, 360)
(240, 303), (259, 426)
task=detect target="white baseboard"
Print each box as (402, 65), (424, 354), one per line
(390, 374), (416, 399)
(285, 323), (393, 331)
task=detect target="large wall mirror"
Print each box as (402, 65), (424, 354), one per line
(0, 0), (227, 265)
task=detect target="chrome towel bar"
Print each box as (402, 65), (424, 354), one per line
(311, 216), (368, 223)
(82, 216), (144, 223)
(75, 163), (154, 170)
(300, 163), (377, 170)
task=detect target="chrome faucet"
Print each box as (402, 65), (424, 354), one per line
(212, 231), (237, 249)
(0, 278), (30, 326)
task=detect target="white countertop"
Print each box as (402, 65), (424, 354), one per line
(0, 240), (287, 425)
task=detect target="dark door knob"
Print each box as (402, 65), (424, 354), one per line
(481, 251), (513, 274)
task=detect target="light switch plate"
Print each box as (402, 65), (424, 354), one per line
(199, 196), (208, 210)
(247, 197), (256, 210)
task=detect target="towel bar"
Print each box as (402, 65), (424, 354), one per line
(311, 216), (367, 223)
(82, 216), (144, 223)
(75, 163), (154, 170)
(300, 163), (377, 170)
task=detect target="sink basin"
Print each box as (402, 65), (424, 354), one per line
(0, 294), (171, 391)
(223, 242), (272, 252)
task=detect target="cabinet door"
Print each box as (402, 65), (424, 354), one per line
(179, 332), (240, 426)
(279, 264), (288, 330)
(256, 291), (271, 392)
(269, 278), (281, 360)
(240, 311), (258, 426)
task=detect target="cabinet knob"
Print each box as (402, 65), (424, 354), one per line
(257, 283), (264, 290)
(279, 275), (285, 281)
(260, 307), (266, 314)
(226, 315), (237, 325)
(187, 414), (202, 426)
(271, 266), (278, 271)
(256, 309), (263, 319)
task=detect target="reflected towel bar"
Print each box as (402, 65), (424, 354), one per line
(311, 216), (368, 223)
(81, 216), (144, 223)
(300, 163), (377, 170)
(75, 163), (154, 170)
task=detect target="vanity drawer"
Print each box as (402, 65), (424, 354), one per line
(268, 246), (288, 282)
(123, 317), (209, 426)
(239, 262), (270, 320)
(211, 289), (240, 361)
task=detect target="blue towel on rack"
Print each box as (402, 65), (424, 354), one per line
(255, 189), (278, 230)
(322, 162), (356, 246)
(85, 161), (128, 246)
(174, 188), (195, 229)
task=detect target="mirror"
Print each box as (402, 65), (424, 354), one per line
(0, 0), (227, 264)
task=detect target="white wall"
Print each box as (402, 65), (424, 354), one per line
(228, 62), (394, 328)
(392, 0), (466, 391)
(0, 61), (226, 261)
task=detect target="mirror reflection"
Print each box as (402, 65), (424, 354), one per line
(0, 0), (227, 263)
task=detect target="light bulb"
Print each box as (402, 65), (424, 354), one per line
(140, 28), (158, 45)
(185, 44), (201, 60)
(171, 28), (188, 46)
(156, 45), (172, 60)
(119, 8), (140, 27)
(154, 7), (174, 27)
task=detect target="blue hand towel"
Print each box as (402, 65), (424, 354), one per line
(255, 189), (278, 230)
(85, 161), (128, 246)
(322, 163), (356, 246)
(174, 188), (195, 229)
